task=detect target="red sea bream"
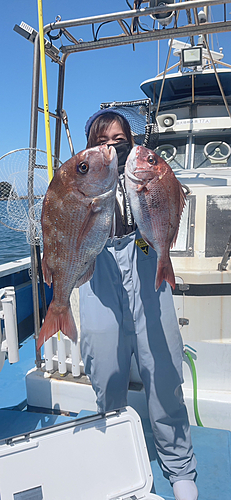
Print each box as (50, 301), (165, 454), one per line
(37, 145), (118, 350)
(125, 145), (186, 291)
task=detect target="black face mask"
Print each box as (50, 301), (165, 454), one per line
(108, 141), (132, 173)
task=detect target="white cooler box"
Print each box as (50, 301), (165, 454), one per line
(0, 406), (164, 500)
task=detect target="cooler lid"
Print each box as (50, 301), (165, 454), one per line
(0, 406), (163, 500)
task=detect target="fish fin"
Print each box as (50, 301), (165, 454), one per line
(109, 212), (116, 241)
(91, 198), (102, 213)
(42, 257), (52, 287)
(137, 181), (148, 192)
(171, 182), (186, 247)
(179, 181), (187, 212)
(75, 261), (95, 288)
(75, 203), (97, 253)
(155, 257), (175, 291)
(37, 301), (77, 350)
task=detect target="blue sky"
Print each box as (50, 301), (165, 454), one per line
(1, 0), (231, 163)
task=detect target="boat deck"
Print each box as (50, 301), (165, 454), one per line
(1, 337), (231, 500)
(144, 415), (231, 499)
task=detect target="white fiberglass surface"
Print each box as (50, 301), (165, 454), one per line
(0, 407), (153, 500)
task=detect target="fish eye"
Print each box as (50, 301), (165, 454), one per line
(147, 155), (156, 165)
(77, 161), (89, 174)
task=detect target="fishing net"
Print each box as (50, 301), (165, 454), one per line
(0, 148), (62, 248)
(100, 98), (159, 150)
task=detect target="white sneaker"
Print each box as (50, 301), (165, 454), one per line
(173, 480), (198, 500)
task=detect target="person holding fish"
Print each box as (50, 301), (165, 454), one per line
(80, 109), (198, 500)
(37, 108), (198, 500)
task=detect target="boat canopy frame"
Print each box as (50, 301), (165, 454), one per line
(15, 0), (231, 363)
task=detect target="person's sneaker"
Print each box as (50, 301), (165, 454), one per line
(173, 480), (198, 500)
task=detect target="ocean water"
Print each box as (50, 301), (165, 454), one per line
(0, 222), (30, 265)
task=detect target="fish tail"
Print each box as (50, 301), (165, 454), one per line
(37, 300), (77, 351)
(155, 257), (175, 291)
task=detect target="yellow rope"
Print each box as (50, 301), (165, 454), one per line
(37, 1), (62, 345)
(37, 0), (53, 183)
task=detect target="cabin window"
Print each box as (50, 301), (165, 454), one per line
(194, 138), (231, 169)
(155, 139), (186, 170)
(13, 486), (43, 499)
(170, 195), (196, 256)
(205, 195), (231, 257)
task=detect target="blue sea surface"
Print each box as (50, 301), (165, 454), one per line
(0, 222), (30, 265)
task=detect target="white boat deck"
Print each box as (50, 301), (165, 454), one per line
(1, 336), (231, 499)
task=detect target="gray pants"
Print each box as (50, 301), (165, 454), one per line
(79, 229), (197, 484)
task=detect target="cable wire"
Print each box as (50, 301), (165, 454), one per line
(184, 349), (203, 427)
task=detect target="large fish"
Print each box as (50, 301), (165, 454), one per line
(125, 145), (186, 291)
(37, 145), (118, 350)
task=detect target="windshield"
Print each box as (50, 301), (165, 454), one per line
(194, 137), (231, 169)
(155, 132), (231, 170)
(155, 137), (186, 170)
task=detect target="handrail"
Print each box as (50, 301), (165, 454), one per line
(43, 0), (231, 34)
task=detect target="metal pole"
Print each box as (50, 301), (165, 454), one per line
(42, 0), (231, 34)
(192, 73), (195, 104)
(154, 0), (181, 119)
(194, 8), (231, 118)
(54, 55), (68, 166)
(155, 39), (173, 118)
(58, 21), (231, 54)
(203, 37), (231, 118)
(157, 23), (160, 74)
(61, 110), (75, 157)
(156, 61), (180, 77)
(28, 34), (42, 368)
